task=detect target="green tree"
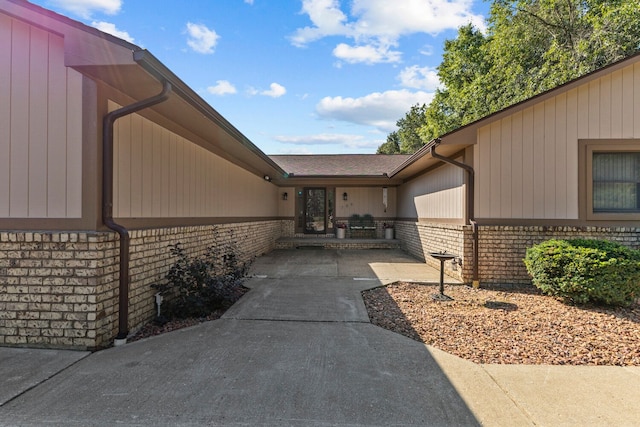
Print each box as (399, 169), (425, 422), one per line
(380, 0), (640, 154)
(377, 131), (400, 154)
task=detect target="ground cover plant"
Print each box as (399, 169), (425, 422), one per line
(130, 230), (250, 341)
(524, 239), (640, 306)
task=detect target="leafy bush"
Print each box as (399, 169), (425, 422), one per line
(524, 239), (640, 306)
(152, 231), (250, 319)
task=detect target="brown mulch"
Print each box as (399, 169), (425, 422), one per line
(362, 282), (640, 366)
(128, 287), (249, 343)
(128, 309), (228, 343)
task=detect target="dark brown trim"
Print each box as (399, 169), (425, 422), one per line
(474, 218), (640, 227)
(579, 139), (640, 222)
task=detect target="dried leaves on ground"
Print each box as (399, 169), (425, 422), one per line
(362, 282), (640, 366)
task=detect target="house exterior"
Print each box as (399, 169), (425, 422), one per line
(1, 0), (638, 349)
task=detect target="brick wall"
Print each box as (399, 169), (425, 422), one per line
(0, 231), (119, 349)
(478, 225), (640, 284)
(0, 220), (281, 350)
(395, 221), (472, 282)
(396, 222), (640, 285)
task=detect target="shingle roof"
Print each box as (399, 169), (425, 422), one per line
(269, 154), (412, 177)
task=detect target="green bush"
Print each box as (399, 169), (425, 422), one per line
(152, 231), (250, 319)
(524, 239), (640, 306)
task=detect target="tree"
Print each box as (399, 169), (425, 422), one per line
(377, 131), (400, 154)
(379, 0), (640, 154)
(377, 104), (427, 154)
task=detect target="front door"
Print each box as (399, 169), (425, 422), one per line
(304, 188), (326, 234)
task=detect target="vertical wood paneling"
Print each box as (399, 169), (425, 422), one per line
(112, 104), (120, 215)
(398, 162), (463, 219)
(475, 63), (640, 221)
(610, 70), (623, 138)
(175, 138), (184, 217)
(10, 19), (30, 217)
(577, 85), (590, 139)
(622, 65), (634, 137)
(565, 88), (579, 218)
(129, 114), (143, 217)
(65, 69), (83, 218)
(28, 26), (49, 217)
(532, 103), (545, 218)
(500, 116), (512, 218)
(543, 98), (556, 217)
(489, 122), (501, 218)
(47, 33), (67, 217)
(511, 111), (523, 218)
(117, 114), (131, 217)
(2, 17), (83, 219)
(588, 80), (600, 138)
(141, 119), (153, 217)
(599, 74), (612, 137)
(554, 93), (567, 218)
(0, 14), (12, 216)
(152, 125), (163, 216)
(168, 133), (177, 217)
(521, 107), (534, 216)
(476, 126), (491, 218)
(160, 129), (170, 216)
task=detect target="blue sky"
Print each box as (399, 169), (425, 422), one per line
(31, 0), (490, 154)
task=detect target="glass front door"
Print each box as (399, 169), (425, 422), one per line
(304, 188), (326, 233)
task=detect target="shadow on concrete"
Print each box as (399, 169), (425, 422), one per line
(0, 249), (481, 426)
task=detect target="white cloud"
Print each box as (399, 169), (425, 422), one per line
(261, 83), (287, 98)
(91, 21), (134, 43)
(290, 0), (349, 47)
(244, 0), (254, 3)
(316, 89), (434, 132)
(50, 0), (121, 18)
(207, 80), (237, 96)
(274, 133), (380, 149)
(333, 42), (401, 65)
(420, 44), (434, 56)
(291, 0), (485, 64)
(186, 22), (219, 54)
(398, 65), (440, 90)
(276, 147), (314, 154)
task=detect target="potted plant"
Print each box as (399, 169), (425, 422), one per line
(383, 222), (394, 239)
(335, 223), (347, 239)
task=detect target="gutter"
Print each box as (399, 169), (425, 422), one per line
(429, 139), (480, 288)
(103, 81), (172, 344)
(132, 50), (287, 179)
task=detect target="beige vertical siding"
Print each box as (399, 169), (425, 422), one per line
(336, 187), (397, 218)
(396, 162), (464, 219)
(111, 103), (278, 218)
(0, 15), (83, 219)
(474, 62), (640, 219)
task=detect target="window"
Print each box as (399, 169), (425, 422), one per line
(592, 152), (640, 213)
(583, 140), (640, 221)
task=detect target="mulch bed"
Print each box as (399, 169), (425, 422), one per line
(362, 282), (640, 366)
(128, 286), (249, 343)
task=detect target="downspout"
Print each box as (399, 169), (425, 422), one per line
(430, 139), (480, 288)
(103, 81), (172, 344)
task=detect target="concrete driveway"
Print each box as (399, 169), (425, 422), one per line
(1, 249), (638, 426)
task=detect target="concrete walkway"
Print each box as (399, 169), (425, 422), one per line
(1, 249), (639, 426)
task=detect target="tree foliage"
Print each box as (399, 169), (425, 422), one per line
(380, 0), (640, 154)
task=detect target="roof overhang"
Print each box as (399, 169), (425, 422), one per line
(4, 0), (287, 183)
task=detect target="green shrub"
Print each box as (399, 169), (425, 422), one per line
(152, 231), (250, 319)
(524, 239), (640, 306)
